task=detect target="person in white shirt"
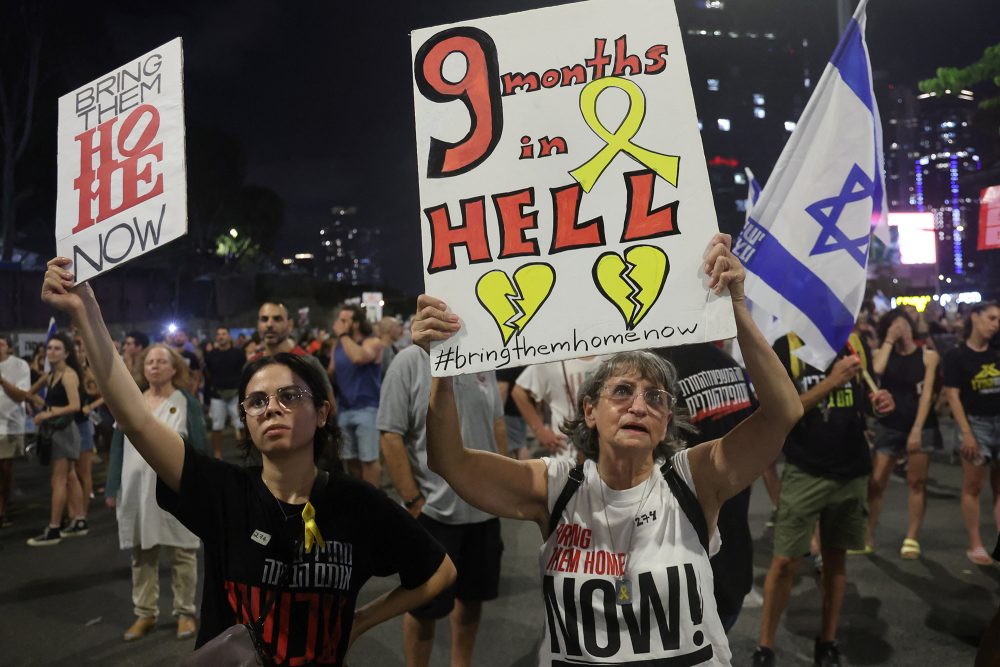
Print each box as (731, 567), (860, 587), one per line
(512, 356), (607, 457)
(411, 234), (803, 666)
(0, 334), (31, 527)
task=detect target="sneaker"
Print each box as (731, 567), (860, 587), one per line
(27, 526), (62, 547)
(814, 639), (841, 667)
(60, 519), (89, 538)
(752, 646), (776, 666)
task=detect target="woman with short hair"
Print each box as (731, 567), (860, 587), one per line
(412, 234), (803, 665)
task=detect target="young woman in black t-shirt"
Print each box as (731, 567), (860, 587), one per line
(866, 308), (939, 558)
(943, 301), (1000, 566)
(41, 257), (456, 664)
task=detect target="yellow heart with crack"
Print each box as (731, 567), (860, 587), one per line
(475, 264), (556, 345)
(593, 245), (669, 331)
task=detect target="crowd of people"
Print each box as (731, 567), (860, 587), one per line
(0, 245), (997, 666)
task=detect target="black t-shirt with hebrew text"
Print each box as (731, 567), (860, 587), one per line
(657, 343), (757, 617)
(156, 443), (445, 665)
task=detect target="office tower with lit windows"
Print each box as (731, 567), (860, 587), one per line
(676, 0), (837, 235)
(318, 206), (383, 286)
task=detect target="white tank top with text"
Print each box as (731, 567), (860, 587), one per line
(538, 451), (731, 666)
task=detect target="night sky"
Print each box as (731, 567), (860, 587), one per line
(5, 0), (999, 294)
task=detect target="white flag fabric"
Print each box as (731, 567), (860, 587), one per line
(733, 0), (887, 370)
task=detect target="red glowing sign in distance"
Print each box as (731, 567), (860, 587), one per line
(888, 212), (936, 265)
(979, 185), (1000, 251)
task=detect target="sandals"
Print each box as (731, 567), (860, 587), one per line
(966, 546), (993, 566)
(900, 538), (921, 560)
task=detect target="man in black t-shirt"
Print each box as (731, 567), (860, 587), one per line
(204, 327), (247, 459)
(656, 343), (757, 634)
(753, 335), (893, 667)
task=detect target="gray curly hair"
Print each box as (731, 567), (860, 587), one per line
(559, 350), (695, 461)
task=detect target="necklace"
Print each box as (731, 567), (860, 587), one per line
(598, 465), (656, 606)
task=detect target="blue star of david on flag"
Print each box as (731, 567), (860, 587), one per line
(805, 163), (875, 268)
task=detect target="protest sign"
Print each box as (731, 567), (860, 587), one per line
(412, 0), (734, 376)
(55, 37), (186, 283)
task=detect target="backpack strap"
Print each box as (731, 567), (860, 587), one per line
(660, 457), (710, 555)
(546, 463), (585, 538)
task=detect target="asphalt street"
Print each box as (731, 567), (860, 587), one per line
(1, 429), (998, 666)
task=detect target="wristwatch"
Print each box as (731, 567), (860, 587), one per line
(404, 493), (424, 509)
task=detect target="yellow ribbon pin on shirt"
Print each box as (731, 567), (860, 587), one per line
(569, 77), (680, 193)
(301, 501), (325, 553)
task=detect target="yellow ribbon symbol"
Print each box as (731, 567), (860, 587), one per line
(301, 501), (325, 554)
(569, 77), (680, 193)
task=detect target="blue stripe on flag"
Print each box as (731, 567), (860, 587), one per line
(830, 19), (874, 113)
(741, 218), (856, 352)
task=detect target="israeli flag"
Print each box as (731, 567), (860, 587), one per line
(733, 0), (887, 370)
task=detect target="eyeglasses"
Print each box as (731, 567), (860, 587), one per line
(600, 382), (674, 415)
(241, 386), (314, 417)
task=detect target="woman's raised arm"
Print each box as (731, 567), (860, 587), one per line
(686, 235), (803, 514)
(41, 257), (185, 491)
(414, 295), (551, 533)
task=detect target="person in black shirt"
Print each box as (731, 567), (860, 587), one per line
(204, 327), (249, 459)
(41, 257), (456, 665)
(753, 334), (894, 667)
(866, 308), (940, 558)
(943, 301), (1000, 566)
(656, 343), (757, 633)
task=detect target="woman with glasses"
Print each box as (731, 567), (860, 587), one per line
(103, 343), (201, 642)
(412, 234), (802, 665)
(41, 257), (455, 665)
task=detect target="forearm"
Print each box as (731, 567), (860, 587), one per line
(511, 387), (546, 435)
(872, 341), (893, 375)
(350, 555), (456, 645)
(494, 419), (508, 457)
(380, 433), (422, 502)
(734, 300), (802, 427)
(426, 377), (468, 475)
(0, 379), (32, 403)
(72, 297), (146, 430)
(338, 337), (377, 365)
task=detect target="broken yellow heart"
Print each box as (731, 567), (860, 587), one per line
(475, 263), (556, 345)
(593, 245), (669, 330)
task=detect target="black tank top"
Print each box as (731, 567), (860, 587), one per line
(879, 348), (937, 432)
(45, 374), (70, 409)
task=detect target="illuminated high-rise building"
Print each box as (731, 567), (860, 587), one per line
(319, 206), (383, 286)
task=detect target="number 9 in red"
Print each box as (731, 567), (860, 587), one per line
(414, 27), (503, 179)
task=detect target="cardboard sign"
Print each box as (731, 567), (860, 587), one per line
(412, 0), (735, 376)
(55, 38), (187, 283)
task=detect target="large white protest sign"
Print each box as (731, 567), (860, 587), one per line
(412, 0), (735, 377)
(55, 38), (186, 283)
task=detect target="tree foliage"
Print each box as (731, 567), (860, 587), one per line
(919, 42), (1000, 113)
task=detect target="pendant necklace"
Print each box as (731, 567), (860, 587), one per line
(598, 466), (656, 606)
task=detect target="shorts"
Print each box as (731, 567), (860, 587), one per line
(338, 407), (379, 462)
(51, 422), (81, 462)
(504, 415), (527, 451)
(410, 516), (503, 620)
(873, 423), (938, 458)
(773, 463), (868, 557)
(210, 396), (241, 431)
(0, 433), (25, 459)
(77, 419), (95, 454)
(969, 414), (1000, 465)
